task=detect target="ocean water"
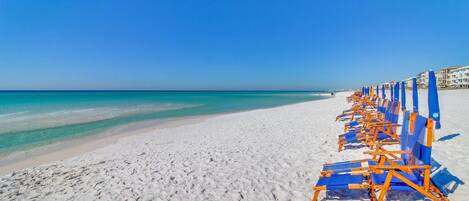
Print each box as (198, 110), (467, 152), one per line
(0, 91), (327, 153)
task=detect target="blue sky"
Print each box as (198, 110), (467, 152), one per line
(1, 0), (468, 90)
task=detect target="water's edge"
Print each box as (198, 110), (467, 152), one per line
(0, 91), (330, 154)
(0, 97), (331, 174)
(0, 114), (213, 175)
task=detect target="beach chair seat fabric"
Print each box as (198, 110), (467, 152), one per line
(315, 174), (365, 190)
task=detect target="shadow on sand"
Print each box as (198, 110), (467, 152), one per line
(431, 159), (465, 196)
(437, 133), (461, 142)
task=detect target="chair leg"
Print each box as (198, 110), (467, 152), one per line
(390, 171), (441, 201)
(369, 186), (378, 201)
(312, 189), (321, 201)
(378, 171), (394, 201)
(338, 143), (343, 152)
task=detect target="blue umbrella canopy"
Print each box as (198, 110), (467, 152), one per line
(412, 78), (419, 113)
(428, 70), (441, 129)
(401, 81), (406, 110)
(391, 84), (394, 100)
(376, 85), (379, 97)
(394, 82), (400, 102)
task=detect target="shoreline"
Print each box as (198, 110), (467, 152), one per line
(0, 114), (213, 175)
(0, 95), (332, 175)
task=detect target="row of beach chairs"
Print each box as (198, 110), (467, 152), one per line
(311, 70), (450, 200)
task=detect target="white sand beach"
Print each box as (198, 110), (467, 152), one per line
(0, 91), (467, 201)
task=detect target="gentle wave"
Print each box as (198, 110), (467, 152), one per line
(0, 103), (199, 134)
(0, 111), (29, 118)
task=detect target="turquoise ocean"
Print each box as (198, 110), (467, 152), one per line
(0, 91), (327, 154)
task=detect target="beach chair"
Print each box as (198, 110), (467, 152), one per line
(342, 98), (394, 133)
(342, 84), (394, 133)
(368, 116), (447, 200)
(337, 100), (400, 151)
(313, 115), (447, 201)
(312, 70), (448, 201)
(336, 87), (379, 122)
(343, 98), (390, 132)
(338, 82), (405, 151)
(336, 97), (373, 121)
(369, 70), (445, 200)
(322, 110), (419, 176)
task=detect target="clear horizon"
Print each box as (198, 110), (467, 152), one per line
(1, 1), (468, 90)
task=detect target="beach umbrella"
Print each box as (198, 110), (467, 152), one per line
(428, 70), (441, 129)
(382, 84), (386, 99)
(391, 84), (394, 100)
(394, 82), (400, 102)
(376, 85), (380, 108)
(401, 81), (406, 111)
(376, 85), (379, 97)
(412, 78), (419, 113)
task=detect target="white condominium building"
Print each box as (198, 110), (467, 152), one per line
(449, 66), (469, 88)
(436, 66), (459, 88)
(404, 77), (413, 89)
(417, 71), (429, 88)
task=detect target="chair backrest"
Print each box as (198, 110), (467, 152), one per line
(377, 99), (388, 113)
(401, 114), (428, 165)
(390, 100), (400, 124)
(384, 99), (393, 121)
(382, 99), (400, 133)
(410, 115), (432, 166)
(401, 114), (433, 181)
(399, 111), (411, 162)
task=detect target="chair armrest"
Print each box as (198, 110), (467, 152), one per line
(366, 122), (398, 126)
(364, 150), (409, 155)
(369, 165), (430, 171)
(365, 141), (400, 145)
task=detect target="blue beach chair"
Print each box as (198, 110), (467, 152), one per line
(368, 115), (447, 200)
(313, 115), (447, 201)
(338, 99), (401, 151)
(322, 110), (417, 176)
(368, 70), (447, 200)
